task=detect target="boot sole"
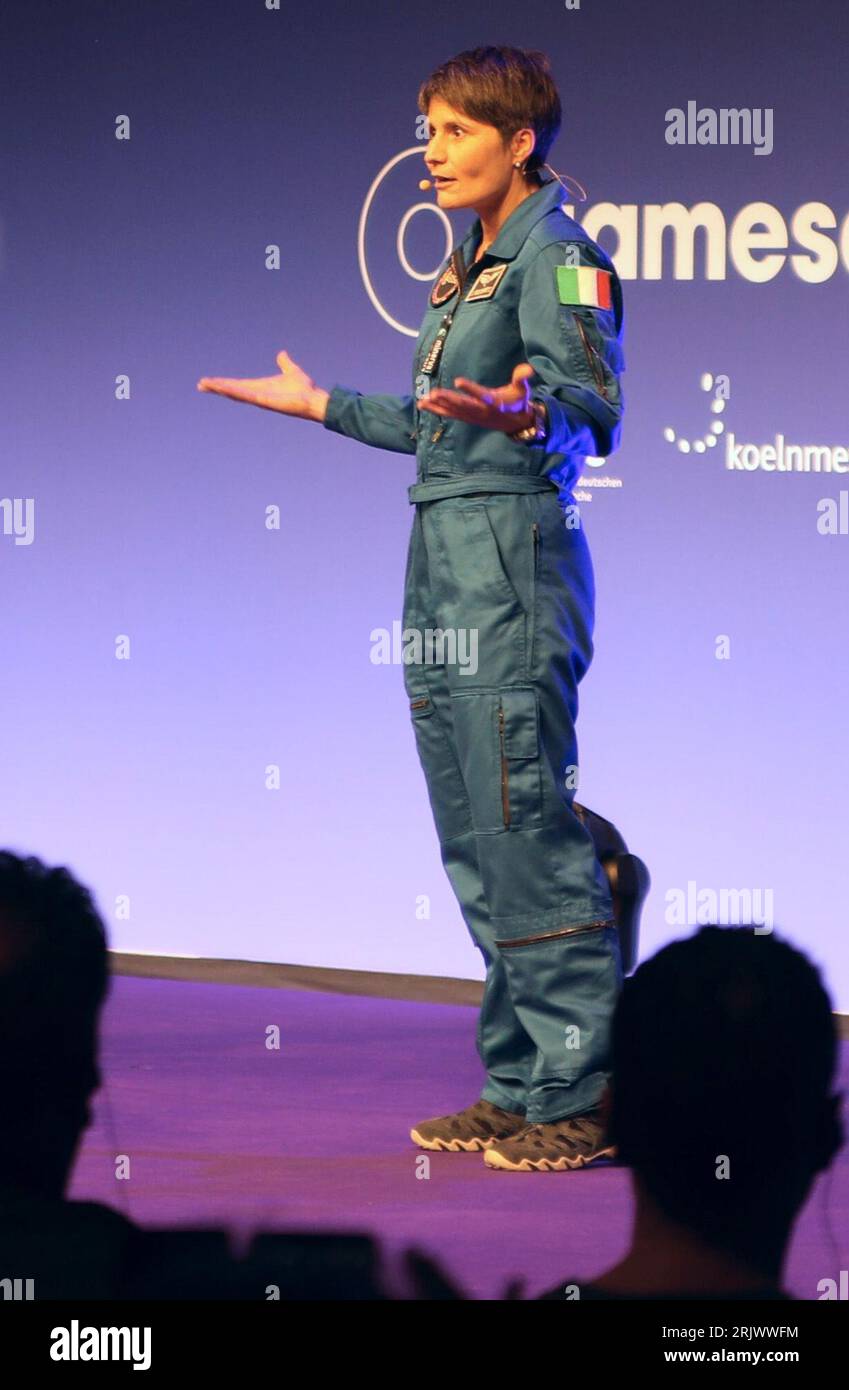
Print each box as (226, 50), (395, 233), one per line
(410, 1128), (502, 1152)
(483, 1143), (618, 1172)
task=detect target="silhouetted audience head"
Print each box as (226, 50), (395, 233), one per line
(606, 925), (843, 1280)
(3, 851), (843, 1301)
(0, 851), (109, 1197)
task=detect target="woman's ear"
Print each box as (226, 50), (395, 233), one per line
(511, 127), (536, 167)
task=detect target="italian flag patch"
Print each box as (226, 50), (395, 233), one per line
(556, 265), (612, 310)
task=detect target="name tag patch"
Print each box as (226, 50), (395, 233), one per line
(465, 263), (508, 302)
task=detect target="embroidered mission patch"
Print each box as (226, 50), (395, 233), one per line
(465, 263), (508, 302)
(556, 265), (612, 310)
(430, 264), (460, 307)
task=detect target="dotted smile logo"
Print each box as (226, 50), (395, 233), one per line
(663, 375), (849, 479)
(663, 372), (730, 453)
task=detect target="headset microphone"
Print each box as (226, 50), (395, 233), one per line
(421, 165), (589, 201)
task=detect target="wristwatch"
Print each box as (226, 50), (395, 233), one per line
(509, 399), (548, 445)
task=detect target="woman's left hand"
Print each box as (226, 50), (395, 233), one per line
(417, 362), (536, 433)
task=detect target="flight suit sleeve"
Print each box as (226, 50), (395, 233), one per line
(322, 383), (418, 455)
(518, 241), (625, 459)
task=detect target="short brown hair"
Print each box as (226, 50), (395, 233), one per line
(418, 45), (562, 182)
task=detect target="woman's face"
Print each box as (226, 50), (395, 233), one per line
(424, 97), (532, 208)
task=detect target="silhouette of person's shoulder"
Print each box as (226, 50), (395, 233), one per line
(0, 1187), (140, 1299)
(0, 1188), (249, 1299)
(535, 1277), (794, 1301)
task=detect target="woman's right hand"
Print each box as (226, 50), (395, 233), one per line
(197, 350), (329, 422)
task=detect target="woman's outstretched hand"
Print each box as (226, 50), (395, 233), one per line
(417, 362), (536, 433)
(197, 350), (329, 422)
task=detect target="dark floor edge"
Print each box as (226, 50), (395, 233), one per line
(108, 951), (849, 1032)
(108, 950), (484, 1006)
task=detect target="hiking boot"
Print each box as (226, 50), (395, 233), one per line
(484, 1105), (616, 1171)
(410, 1098), (527, 1152)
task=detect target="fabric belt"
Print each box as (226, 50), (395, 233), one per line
(408, 474), (560, 504)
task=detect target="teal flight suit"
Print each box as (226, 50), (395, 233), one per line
(323, 172), (626, 1124)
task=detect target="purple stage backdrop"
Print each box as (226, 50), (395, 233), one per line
(1, 0), (847, 1007)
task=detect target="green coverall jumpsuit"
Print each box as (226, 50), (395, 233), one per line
(323, 172), (626, 1124)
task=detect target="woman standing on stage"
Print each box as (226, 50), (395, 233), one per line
(199, 45), (626, 1173)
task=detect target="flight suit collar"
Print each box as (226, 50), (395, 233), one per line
(460, 173), (565, 266)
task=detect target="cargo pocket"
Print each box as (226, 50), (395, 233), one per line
(449, 688), (541, 834)
(497, 687), (543, 830)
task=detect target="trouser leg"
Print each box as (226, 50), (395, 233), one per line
(403, 505), (535, 1114)
(419, 491), (622, 1124)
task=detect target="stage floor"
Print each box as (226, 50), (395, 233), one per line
(69, 974), (849, 1300)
